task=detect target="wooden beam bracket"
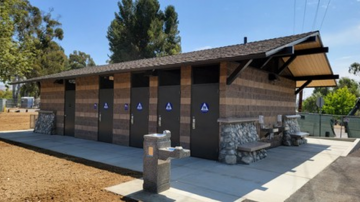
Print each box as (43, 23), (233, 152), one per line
(277, 55), (297, 75)
(260, 57), (273, 69)
(227, 59), (253, 85)
(295, 80), (312, 95)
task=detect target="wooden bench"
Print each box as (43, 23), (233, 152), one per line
(237, 142), (271, 152)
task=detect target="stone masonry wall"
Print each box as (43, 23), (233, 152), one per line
(40, 80), (64, 135)
(113, 73), (131, 145)
(220, 61), (296, 124)
(33, 111), (56, 135)
(180, 65), (191, 149)
(74, 76), (99, 141)
(283, 118), (307, 146)
(219, 122), (267, 164)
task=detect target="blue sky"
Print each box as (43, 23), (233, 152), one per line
(2, 0), (360, 97)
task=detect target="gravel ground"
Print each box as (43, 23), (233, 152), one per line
(0, 140), (141, 202)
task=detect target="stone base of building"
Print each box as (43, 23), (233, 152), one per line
(219, 121), (269, 165)
(34, 111), (56, 135)
(219, 149), (268, 165)
(282, 134), (308, 146)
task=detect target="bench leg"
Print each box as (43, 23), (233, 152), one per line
(282, 133), (307, 146)
(238, 150), (267, 164)
(291, 137), (307, 146)
(282, 134), (292, 146)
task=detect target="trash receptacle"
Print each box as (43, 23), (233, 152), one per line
(325, 131), (330, 137)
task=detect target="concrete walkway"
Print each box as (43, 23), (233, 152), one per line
(0, 130), (358, 202)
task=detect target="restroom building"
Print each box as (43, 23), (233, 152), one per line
(21, 31), (338, 160)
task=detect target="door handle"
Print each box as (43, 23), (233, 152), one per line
(131, 114), (134, 125)
(192, 116), (196, 130)
(99, 113), (102, 122)
(158, 115), (161, 127)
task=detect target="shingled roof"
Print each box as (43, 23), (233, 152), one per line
(20, 31), (322, 83)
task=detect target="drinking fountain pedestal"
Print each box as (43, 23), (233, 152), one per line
(143, 130), (190, 193)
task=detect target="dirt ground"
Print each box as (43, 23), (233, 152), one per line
(0, 140), (141, 202)
(0, 111), (38, 131)
(0, 111), (141, 201)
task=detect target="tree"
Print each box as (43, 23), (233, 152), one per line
(322, 87), (357, 115)
(313, 87), (331, 97)
(68, 51), (96, 69)
(302, 92), (322, 113)
(0, 90), (13, 99)
(349, 62), (360, 76)
(4, 2), (68, 98)
(0, 0), (33, 85)
(161, 5), (181, 56)
(333, 77), (360, 97)
(107, 0), (181, 63)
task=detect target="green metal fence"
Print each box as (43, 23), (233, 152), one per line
(346, 116), (360, 138)
(297, 113), (336, 137)
(298, 113), (360, 137)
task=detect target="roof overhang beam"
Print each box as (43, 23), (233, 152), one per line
(294, 47), (329, 56)
(291, 74), (339, 81)
(266, 46), (294, 57)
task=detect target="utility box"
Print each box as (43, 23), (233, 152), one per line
(20, 97), (34, 108)
(143, 130), (190, 193)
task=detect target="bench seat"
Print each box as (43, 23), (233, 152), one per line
(289, 131), (309, 138)
(237, 142), (271, 152)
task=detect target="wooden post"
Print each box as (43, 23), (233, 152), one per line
(298, 90), (303, 112)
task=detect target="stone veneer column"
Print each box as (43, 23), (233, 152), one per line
(148, 76), (158, 133)
(180, 65), (191, 149)
(40, 80), (65, 135)
(113, 73), (131, 145)
(74, 76), (99, 141)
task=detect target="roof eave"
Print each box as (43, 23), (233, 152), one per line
(10, 53), (267, 84)
(265, 32), (319, 57)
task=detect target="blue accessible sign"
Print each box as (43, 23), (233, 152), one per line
(200, 103), (209, 113)
(165, 102), (173, 111)
(104, 102), (109, 109)
(137, 103), (143, 111)
(124, 103), (129, 111)
(93, 103), (97, 109)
